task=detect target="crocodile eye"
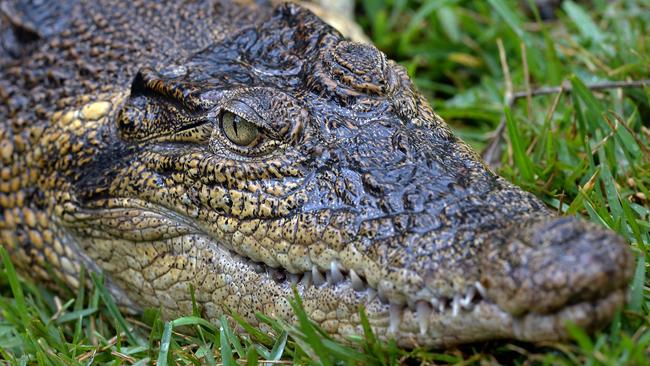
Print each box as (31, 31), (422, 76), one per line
(221, 111), (259, 146)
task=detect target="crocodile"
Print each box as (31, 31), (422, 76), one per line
(0, 0), (634, 348)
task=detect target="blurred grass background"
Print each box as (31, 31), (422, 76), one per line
(1, 0), (649, 364)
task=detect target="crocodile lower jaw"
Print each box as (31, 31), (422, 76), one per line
(231, 246), (626, 348)
(64, 200), (626, 348)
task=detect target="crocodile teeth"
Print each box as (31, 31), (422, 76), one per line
(432, 297), (445, 313)
(288, 273), (300, 285)
(460, 287), (476, 309)
(366, 288), (377, 302)
(300, 272), (312, 287)
(312, 265), (326, 286)
(330, 261), (344, 283)
(415, 301), (431, 335)
(388, 304), (402, 334)
(451, 295), (461, 317)
(513, 319), (523, 338)
(474, 281), (487, 298)
(430, 297), (440, 308)
(254, 257), (486, 320)
(378, 288), (388, 303)
(350, 269), (365, 291)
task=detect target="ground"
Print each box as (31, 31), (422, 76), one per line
(1, 0), (649, 364)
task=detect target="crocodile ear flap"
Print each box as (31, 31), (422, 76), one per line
(127, 69), (148, 98)
(116, 68), (212, 143)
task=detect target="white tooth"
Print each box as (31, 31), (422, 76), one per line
(367, 288), (377, 302)
(288, 273), (300, 285)
(301, 272), (312, 287)
(474, 281), (487, 298)
(378, 290), (389, 303)
(388, 304), (402, 334)
(312, 265), (325, 286)
(513, 319), (523, 338)
(415, 301), (431, 336)
(452, 295), (460, 317)
(461, 302), (475, 311)
(431, 297), (445, 313)
(461, 303), (474, 311)
(350, 269), (365, 291)
(330, 261), (344, 283)
(460, 287), (475, 308)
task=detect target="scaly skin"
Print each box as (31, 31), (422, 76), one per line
(0, 1), (634, 348)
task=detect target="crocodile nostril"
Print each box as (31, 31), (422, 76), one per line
(481, 218), (635, 316)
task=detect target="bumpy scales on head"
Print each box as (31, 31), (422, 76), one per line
(0, 1), (634, 348)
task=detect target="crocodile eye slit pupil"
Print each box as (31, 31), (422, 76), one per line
(221, 111), (259, 146)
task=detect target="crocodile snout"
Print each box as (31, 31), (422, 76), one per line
(480, 217), (635, 316)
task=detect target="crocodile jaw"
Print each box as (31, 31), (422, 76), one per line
(60, 198), (632, 349)
(62, 225), (627, 349)
(242, 256), (627, 348)
(311, 286), (626, 348)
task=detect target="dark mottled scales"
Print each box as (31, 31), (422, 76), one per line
(0, 0), (634, 348)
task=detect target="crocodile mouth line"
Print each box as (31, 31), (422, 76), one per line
(227, 247), (487, 335)
(222, 245), (625, 342)
(69, 198), (625, 339)
(71, 198), (487, 334)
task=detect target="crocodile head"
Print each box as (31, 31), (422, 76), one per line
(40, 4), (634, 348)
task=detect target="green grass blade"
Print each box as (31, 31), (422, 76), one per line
(246, 347), (259, 366)
(287, 289), (332, 366)
(219, 316), (235, 366)
(157, 321), (173, 366)
(269, 330), (288, 361)
(219, 315), (244, 358)
(486, 0), (525, 39)
(0, 247), (29, 329)
(90, 273), (142, 346)
(562, 1), (606, 43)
(170, 316), (217, 332)
(229, 310), (274, 346)
(504, 106), (534, 181)
(628, 254), (645, 312)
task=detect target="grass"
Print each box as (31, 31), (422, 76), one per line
(1, 0), (649, 364)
